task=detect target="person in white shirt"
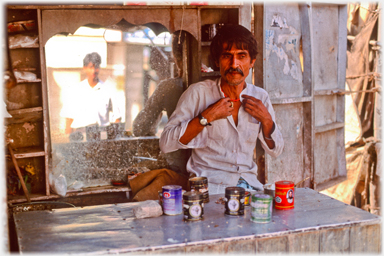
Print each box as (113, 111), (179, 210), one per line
(160, 24), (284, 194)
(60, 52), (121, 135)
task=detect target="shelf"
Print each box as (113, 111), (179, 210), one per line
(5, 107), (43, 124)
(201, 41), (211, 46)
(13, 68), (37, 72)
(10, 46), (39, 50)
(314, 121), (345, 134)
(5, 146), (46, 159)
(7, 185), (131, 204)
(201, 71), (220, 77)
(16, 78), (42, 83)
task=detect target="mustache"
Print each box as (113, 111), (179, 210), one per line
(225, 67), (244, 76)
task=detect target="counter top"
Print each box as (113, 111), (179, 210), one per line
(13, 188), (381, 254)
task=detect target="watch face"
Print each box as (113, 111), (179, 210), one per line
(200, 118), (207, 126)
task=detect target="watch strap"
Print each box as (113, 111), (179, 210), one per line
(198, 113), (212, 126)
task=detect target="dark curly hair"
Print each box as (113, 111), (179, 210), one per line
(210, 24), (258, 65)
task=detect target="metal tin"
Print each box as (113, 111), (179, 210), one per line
(251, 193), (273, 223)
(162, 185), (183, 215)
(224, 187), (245, 216)
(274, 181), (294, 210)
(183, 191), (204, 221)
(189, 177), (209, 203)
(244, 191), (251, 206)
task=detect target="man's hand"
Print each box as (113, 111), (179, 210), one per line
(201, 97), (233, 123)
(179, 97), (233, 145)
(242, 95), (272, 123)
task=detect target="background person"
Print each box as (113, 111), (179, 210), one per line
(60, 52), (121, 137)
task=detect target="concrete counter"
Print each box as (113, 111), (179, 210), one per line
(13, 188), (381, 254)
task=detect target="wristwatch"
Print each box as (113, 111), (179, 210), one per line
(198, 113), (212, 126)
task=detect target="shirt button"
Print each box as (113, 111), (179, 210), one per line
(233, 150), (236, 153)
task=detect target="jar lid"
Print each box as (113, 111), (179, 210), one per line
(251, 193), (272, 202)
(189, 177), (208, 184)
(162, 185), (182, 190)
(183, 191), (204, 200)
(275, 181), (294, 188)
(225, 186), (245, 195)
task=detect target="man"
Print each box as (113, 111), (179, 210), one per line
(160, 24), (284, 194)
(133, 31), (186, 137)
(60, 52), (121, 135)
(133, 31), (190, 175)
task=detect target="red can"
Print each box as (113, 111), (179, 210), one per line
(274, 181), (294, 210)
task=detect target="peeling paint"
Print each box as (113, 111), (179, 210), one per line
(270, 14), (289, 28)
(266, 14), (302, 82)
(22, 122), (35, 133)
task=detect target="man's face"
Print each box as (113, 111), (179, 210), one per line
(217, 43), (255, 86)
(84, 62), (99, 82)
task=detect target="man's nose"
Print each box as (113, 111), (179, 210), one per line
(230, 56), (240, 67)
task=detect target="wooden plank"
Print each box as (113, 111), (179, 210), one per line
(14, 150), (45, 159)
(256, 236), (288, 253)
(314, 121), (344, 133)
(38, 9), (51, 196)
(185, 241), (225, 253)
(5, 108), (43, 125)
(315, 175), (347, 191)
(271, 96), (311, 104)
(311, 4), (339, 91)
(314, 130), (339, 186)
(223, 238), (256, 253)
(336, 4), (348, 177)
(7, 185), (130, 204)
(253, 3), (263, 88)
(314, 95), (337, 127)
(264, 3), (303, 98)
(350, 224), (381, 253)
(288, 231), (319, 253)
(8, 5), (242, 10)
(319, 227), (350, 253)
(300, 2), (315, 188)
(266, 104), (304, 184)
(41, 9), (200, 46)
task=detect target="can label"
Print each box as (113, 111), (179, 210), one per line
(251, 194), (272, 223)
(225, 194), (245, 215)
(274, 181), (294, 210)
(244, 191), (251, 206)
(183, 200), (204, 221)
(162, 185), (182, 215)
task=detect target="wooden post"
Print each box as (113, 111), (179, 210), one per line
(8, 145), (31, 202)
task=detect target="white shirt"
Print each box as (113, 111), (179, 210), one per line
(159, 78), (284, 192)
(60, 79), (121, 128)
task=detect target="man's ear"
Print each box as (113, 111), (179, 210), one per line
(250, 58), (256, 68)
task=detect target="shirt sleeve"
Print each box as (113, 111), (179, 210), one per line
(257, 93), (284, 158)
(159, 85), (209, 153)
